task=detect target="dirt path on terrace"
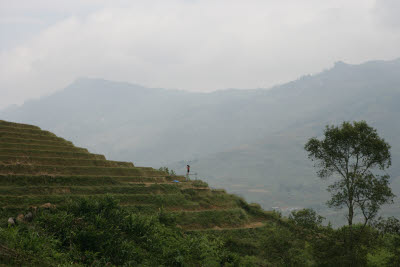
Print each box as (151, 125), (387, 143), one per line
(186, 221), (265, 231)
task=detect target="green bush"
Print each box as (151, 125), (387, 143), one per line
(0, 196), (246, 266)
(158, 166), (177, 176)
(192, 180), (209, 187)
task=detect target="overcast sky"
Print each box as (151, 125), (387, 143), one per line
(1, 0), (400, 108)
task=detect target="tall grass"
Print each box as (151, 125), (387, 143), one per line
(0, 148), (105, 159)
(0, 143), (88, 152)
(0, 130), (70, 142)
(0, 137), (73, 146)
(0, 164), (161, 176)
(0, 120), (40, 129)
(0, 155), (133, 168)
(0, 175), (167, 186)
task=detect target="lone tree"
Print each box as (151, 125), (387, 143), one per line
(305, 121), (394, 228)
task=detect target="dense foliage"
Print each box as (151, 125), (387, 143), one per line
(305, 121), (395, 263)
(1, 197), (400, 266)
(305, 121), (394, 226)
(0, 120), (399, 266)
(0, 196), (250, 266)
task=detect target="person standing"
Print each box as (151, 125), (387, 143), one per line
(186, 165), (190, 178)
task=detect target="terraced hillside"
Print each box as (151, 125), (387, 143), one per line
(0, 120), (273, 231)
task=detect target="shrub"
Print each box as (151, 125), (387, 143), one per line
(0, 196), (239, 266)
(192, 180), (209, 187)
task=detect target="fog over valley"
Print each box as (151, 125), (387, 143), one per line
(2, 1), (400, 108)
(2, 58), (400, 224)
(2, 1), (400, 264)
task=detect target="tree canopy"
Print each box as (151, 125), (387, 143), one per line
(305, 121), (394, 226)
(305, 121), (396, 264)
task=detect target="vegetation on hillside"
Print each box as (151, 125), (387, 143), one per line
(1, 120), (399, 266)
(1, 197), (252, 266)
(305, 121), (396, 264)
(1, 197), (400, 266)
(3, 60), (400, 224)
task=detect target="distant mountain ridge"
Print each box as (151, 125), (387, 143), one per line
(2, 58), (400, 223)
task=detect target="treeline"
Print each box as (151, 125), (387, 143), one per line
(274, 209), (400, 266)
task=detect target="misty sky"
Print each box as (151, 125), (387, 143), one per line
(1, 0), (400, 109)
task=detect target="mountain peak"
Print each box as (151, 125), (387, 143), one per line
(333, 61), (348, 68)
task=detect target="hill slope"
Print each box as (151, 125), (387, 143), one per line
(2, 58), (400, 222)
(0, 120), (274, 231)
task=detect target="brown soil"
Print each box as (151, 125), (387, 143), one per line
(186, 221), (265, 231)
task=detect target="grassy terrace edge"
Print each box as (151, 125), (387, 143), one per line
(0, 120), (279, 232)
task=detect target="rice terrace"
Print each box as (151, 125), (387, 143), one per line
(0, 119), (285, 265)
(1, 1), (400, 265)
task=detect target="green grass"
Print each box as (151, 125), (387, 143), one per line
(166, 190), (243, 210)
(0, 164), (165, 176)
(0, 125), (57, 135)
(0, 148), (105, 159)
(0, 120), (40, 129)
(0, 175), (168, 186)
(0, 143), (88, 153)
(174, 208), (250, 229)
(0, 185), (238, 211)
(0, 184), (186, 195)
(191, 180), (209, 187)
(189, 224), (269, 258)
(0, 120), (326, 266)
(0, 155), (134, 168)
(0, 120), (277, 233)
(0, 137), (73, 146)
(0, 130), (71, 142)
(0, 193), (191, 207)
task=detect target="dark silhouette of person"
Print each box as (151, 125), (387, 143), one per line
(186, 165), (190, 176)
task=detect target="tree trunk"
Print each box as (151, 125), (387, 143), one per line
(348, 203), (354, 265)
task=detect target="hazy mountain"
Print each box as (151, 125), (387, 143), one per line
(171, 59), (400, 215)
(2, 58), (400, 223)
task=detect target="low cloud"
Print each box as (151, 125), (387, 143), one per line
(374, 0), (400, 29)
(1, 0), (400, 108)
